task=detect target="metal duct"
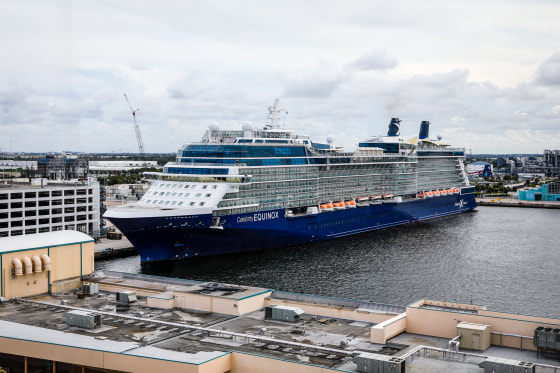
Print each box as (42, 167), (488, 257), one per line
(22, 257), (33, 275)
(40, 254), (52, 271)
(31, 255), (42, 273)
(11, 258), (23, 276)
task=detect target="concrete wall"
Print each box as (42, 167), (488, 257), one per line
(1, 249), (49, 299)
(0, 335), (232, 373)
(265, 298), (396, 324)
(172, 290), (272, 316)
(370, 313), (407, 344)
(1, 241), (94, 299)
(230, 352), (348, 373)
(405, 300), (560, 351)
(147, 292), (175, 309)
(49, 241), (94, 282)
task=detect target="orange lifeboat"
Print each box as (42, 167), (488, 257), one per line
(433, 190), (441, 197)
(440, 189), (447, 196)
(425, 191), (433, 198)
(418, 192), (425, 199)
(333, 201), (345, 210)
(453, 187), (460, 194)
(345, 200), (356, 208)
(320, 203), (333, 211)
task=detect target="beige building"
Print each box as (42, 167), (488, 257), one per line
(0, 231), (94, 299)
(1, 233), (560, 372)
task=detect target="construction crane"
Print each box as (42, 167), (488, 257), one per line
(123, 93), (146, 157)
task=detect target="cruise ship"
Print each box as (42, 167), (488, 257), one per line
(104, 100), (477, 262)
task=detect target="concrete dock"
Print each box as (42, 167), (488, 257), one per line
(94, 236), (137, 259)
(477, 197), (560, 209)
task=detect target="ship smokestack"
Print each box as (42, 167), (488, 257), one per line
(387, 118), (401, 136)
(419, 121), (430, 140)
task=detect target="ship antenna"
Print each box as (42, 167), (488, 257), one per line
(264, 98), (286, 130)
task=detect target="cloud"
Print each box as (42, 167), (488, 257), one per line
(535, 52), (560, 86)
(284, 61), (346, 98)
(346, 49), (398, 72)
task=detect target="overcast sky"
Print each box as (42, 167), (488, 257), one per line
(1, 0), (559, 154)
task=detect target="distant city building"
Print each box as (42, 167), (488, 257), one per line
(88, 161), (158, 176)
(37, 155), (89, 180)
(104, 183), (149, 199)
(544, 150), (560, 168)
(0, 160), (37, 170)
(518, 181), (560, 202)
(466, 161), (493, 177)
(0, 180), (100, 238)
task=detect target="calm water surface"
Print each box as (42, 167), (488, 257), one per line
(96, 206), (560, 318)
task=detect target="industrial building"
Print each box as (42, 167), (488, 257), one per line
(37, 154), (89, 180)
(518, 181), (560, 202)
(466, 161), (493, 178)
(88, 160), (158, 177)
(0, 179), (101, 238)
(1, 231), (560, 372)
(0, 231), (94, 299)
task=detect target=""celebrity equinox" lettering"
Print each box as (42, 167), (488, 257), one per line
(236, 211), (280, 224)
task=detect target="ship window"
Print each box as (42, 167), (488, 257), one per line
(165, 192), (170, 196)
(205, 193), (212, 197)
(158, 201), (164, 204)
(166, 184), (171, 187)
(189, 202), (195, 206)
(202, 185), (208, 189)
(159, 192), (164, 196)
(172, 193), (177, 196)
(190, 185), (197, 189)
(178, 202), (184, 206)
(165, 201), (170, 205)
(199, 202), (205, 206)
(184, 193), (190, 197)
(146, 200), (151, 204)
(152, 191), (158, 195)
(184, 185), (190, 188)
(195, 193), (202, 197)
(152, 200), (158, 204)
(211, 185), (218, 189)
(178, 193), (183, 197)
(171, 201), (177, 205)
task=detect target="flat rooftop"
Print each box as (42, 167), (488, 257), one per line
(1, 272), (560, 372)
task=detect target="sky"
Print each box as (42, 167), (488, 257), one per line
(1, 0), (560, 154)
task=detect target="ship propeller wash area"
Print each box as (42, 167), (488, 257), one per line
(1, 232), (560, 372)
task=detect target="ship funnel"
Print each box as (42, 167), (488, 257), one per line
(419, 121), (430, 140)
(387, 118), (401, 137)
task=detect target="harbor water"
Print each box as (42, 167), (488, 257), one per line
(96, 206), (560, 318)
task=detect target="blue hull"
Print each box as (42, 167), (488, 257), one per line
(108, 194), (477, 262)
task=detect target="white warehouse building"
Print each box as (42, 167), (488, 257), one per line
(0, 180), (100, 238)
